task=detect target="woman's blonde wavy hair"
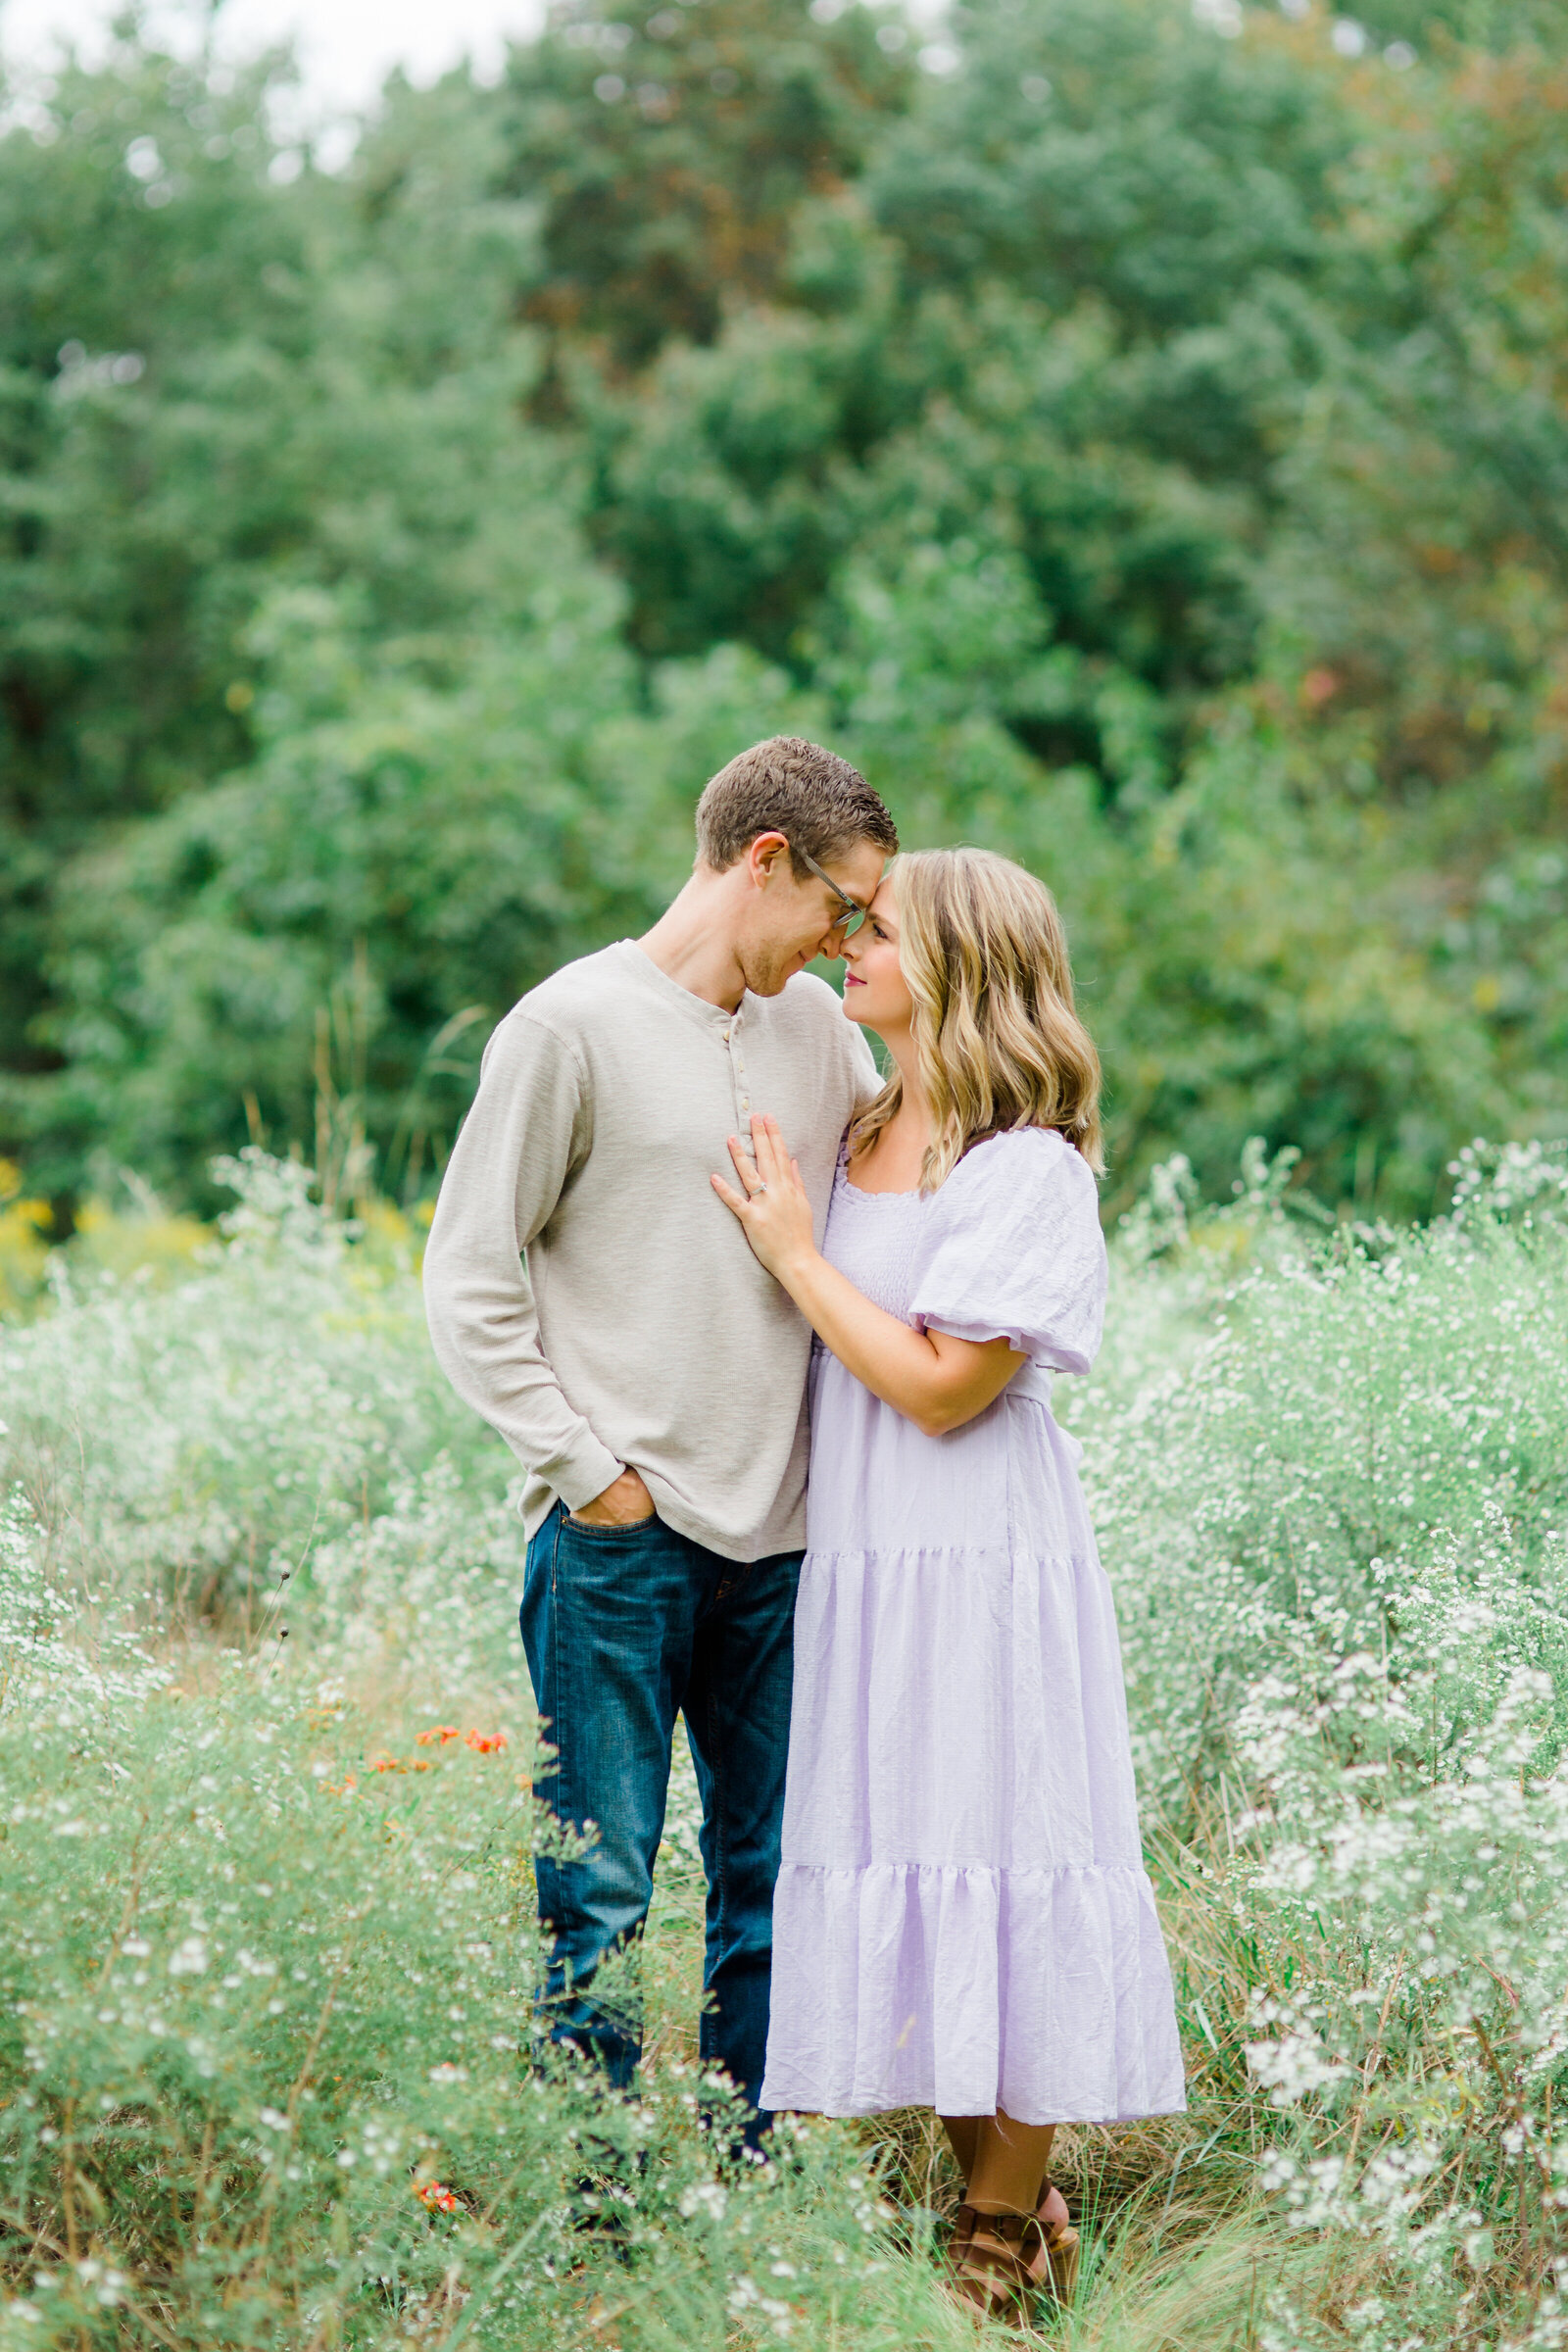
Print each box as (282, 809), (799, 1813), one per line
(848, 848), (1103, 1192)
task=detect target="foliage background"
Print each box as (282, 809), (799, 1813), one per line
(5, 0), (1568, 1223)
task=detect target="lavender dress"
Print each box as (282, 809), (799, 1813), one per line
(760, 1129), (1187, 2124)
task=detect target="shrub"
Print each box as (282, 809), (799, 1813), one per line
(0, 1156), (485, 1625)
(0, 1493), (980, 2350)
(1061, 1144), (1568, 2349)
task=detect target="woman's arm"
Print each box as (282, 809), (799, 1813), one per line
(711, 1115), (1027, 1439)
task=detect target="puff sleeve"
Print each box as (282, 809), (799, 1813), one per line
(906, 1128), (1107, 1375)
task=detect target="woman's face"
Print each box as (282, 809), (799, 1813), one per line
(841, 879), (912, 1036)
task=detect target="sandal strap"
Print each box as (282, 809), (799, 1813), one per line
(1032, 2192), (1081, 2305)
(953, 2211), (1052, 2310)
(995, 2210), (1054, 2285)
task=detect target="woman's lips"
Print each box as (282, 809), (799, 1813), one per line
(845, 973), (865, 987)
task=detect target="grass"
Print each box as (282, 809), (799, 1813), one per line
(7, 1141), (1568, 2349)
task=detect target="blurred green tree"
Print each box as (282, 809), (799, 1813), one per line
(3, 0), (1568, 1220)
(496, 0), (911, 369)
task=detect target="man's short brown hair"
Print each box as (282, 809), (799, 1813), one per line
(695, 737), (898, 876)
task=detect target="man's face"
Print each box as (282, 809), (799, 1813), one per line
(737, 837), (887, 999)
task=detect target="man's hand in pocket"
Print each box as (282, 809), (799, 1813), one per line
(570, 1467), (656, 1526)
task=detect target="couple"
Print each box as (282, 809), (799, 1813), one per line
(423, 737), (1185, 2320)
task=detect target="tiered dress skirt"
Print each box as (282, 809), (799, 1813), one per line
(760, 1132), (1187, 2124)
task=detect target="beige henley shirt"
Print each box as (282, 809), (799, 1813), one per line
(422, 940), (881, 1561)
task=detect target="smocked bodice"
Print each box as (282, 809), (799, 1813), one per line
(818, 1156), (929, 1322)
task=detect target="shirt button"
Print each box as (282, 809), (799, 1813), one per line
(741, 1097), (751, 1110)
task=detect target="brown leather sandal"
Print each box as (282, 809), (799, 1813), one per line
(950, 2210), (1052, 2322)
(1035, 2180), (1080, 2304)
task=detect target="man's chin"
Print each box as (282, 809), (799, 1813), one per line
(742, 951), (808, 998)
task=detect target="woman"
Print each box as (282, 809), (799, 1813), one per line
(711, 848), (1186, 2321)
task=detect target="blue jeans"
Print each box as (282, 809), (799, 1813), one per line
(518, 1501), (802, 2121)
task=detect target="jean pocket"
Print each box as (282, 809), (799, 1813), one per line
(563, 1509), (659, 1540)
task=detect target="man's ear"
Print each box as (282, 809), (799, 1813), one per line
(744, 831), (792, 891)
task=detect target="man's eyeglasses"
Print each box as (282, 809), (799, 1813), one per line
(789, 842), (871, 938)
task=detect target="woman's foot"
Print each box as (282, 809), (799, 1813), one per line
(1035, 2180), (1080, 2303)
(950, 2209), (1050, 2322)
(947, 2187), (1079, 2321)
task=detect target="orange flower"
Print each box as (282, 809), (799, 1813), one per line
(416, 2180), (460, 2215)
(368, 1753), (406, 1774)
(465, 1731), (507, 1754)
(416, 1727), (462, 1746)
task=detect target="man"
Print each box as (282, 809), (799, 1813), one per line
(423, 736), (897, 2128)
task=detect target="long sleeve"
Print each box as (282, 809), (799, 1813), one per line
(422, 1010), (625, 1510)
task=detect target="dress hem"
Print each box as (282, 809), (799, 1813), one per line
(759, 2088), (1190, 2128)
(774, 1858), (1152, 1881)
